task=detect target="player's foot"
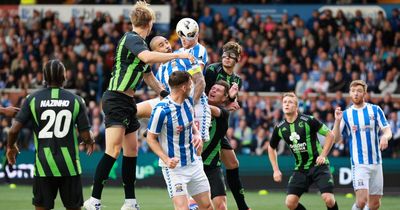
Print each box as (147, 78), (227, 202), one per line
(83, 199), (101, 210)
(121, 202), (140, 210)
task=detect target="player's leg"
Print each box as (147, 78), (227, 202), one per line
(313, 165), (338, 210)
(172, 195), (191, 210)
(33, 177), (58, 210)
(120, 104), (142, 210)
(192, 192), (213, 210)
(188, 163), (212, 210)
(204, 166), (227, 210)
(59, 176), (83, 210)
(367, 164), (384, 210)
(162, 166), (191, 210)
(286, 172), (308, 210)
(285, 194), (304, 210)
(212, 196), (227, 210)
(352, 165), (370, 210)
(85, 91), (129, 209)
(120, 130), (140, 209)
(220, 138), (250, 210)
(136, 98), (160, 119)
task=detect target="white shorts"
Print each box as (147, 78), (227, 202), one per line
(352, 164), (383, 195)
(162, 161), (210, 198)
(194, 95), (211, 141)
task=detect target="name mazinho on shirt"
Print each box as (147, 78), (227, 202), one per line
(40, 100), (70, 107)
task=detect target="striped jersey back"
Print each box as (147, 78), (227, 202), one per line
(340, 103), (389, 165)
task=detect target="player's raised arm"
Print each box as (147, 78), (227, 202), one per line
(332, 107), (343, 143)
(143, 71), (165, 95)
(191, 70), (206, 104)
(137, 50), (193, 64)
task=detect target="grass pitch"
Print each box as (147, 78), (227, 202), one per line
(0, 185), (397, 210)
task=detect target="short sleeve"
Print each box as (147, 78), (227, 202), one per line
(15, 95), (32, 125)
(147, 107), (166, 134)
(376, 106), (389, 129)
(75, 97), (91, 131)
(125, 34), (149, 56)
(269, 126), (282, 149)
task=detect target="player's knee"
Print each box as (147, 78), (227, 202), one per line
(213, 198), (227, 210)
(285, 197), (298, 210)
(215, 202), (227, 210)
(321, 193), (335, 207)
(223, 156), (239, 169)
(106, 148), (121, 158)
(369, 199), (381, 210)
(198, 202), (213, 210)
(356, 197), (368, 209)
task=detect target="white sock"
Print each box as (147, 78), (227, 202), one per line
(125, 199), (137, 205)
(352, 203), (362, 210)
(90, 197), (101, 204)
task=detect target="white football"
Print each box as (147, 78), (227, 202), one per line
(176, 18), (199, 40)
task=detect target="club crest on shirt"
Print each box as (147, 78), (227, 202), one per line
(369, 114), (375, 121)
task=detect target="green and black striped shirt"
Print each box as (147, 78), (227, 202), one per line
(270, 114), (330, 171)
(204, 63), (242, 95)
(202, 108), (229, 167)
(108, 31), (151, 91)
(16, 88), (90, 177)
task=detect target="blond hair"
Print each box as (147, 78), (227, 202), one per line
(350, 80), (368, 92)
(130, 1), (156, 28)
(282, 92), (298, 106)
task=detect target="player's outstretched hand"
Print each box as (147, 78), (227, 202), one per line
(379, 136), (389, 151)
(178, 52), (195, 63)
(1, 106), (20, 118)
(167, 157), (179, 169)
(192, 133), (203, 155)
(226, 101), (240, 112)
(334, 107), (343, 121)
(316, 155), (326, 166)
(273, 170), (282, 183)
(6, 144), (19, 165)
(229, 82), (239, 99)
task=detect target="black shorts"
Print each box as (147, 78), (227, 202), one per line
(102, 90), (140, 134)
(204, 165), (226, 199)
(287, 164), (334, 197)
(221, 137), (233, 150)
(32, 175), (83, 209)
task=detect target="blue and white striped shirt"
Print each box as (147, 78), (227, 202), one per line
(147, 96), (197, 167)
(340, 103), (389, 165)
(155, 43), (209, 96)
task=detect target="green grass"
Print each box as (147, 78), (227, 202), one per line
(0, 185), (397, 210)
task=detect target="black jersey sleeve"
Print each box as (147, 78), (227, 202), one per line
(15, 95), (32, 125)
(125, 34), (149, 56)
(269, 126), (281, 149)
(76, 97), (90, 132)
(309, 116), (330, 136)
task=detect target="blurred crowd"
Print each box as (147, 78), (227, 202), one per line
(0, 4), (400, 158)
